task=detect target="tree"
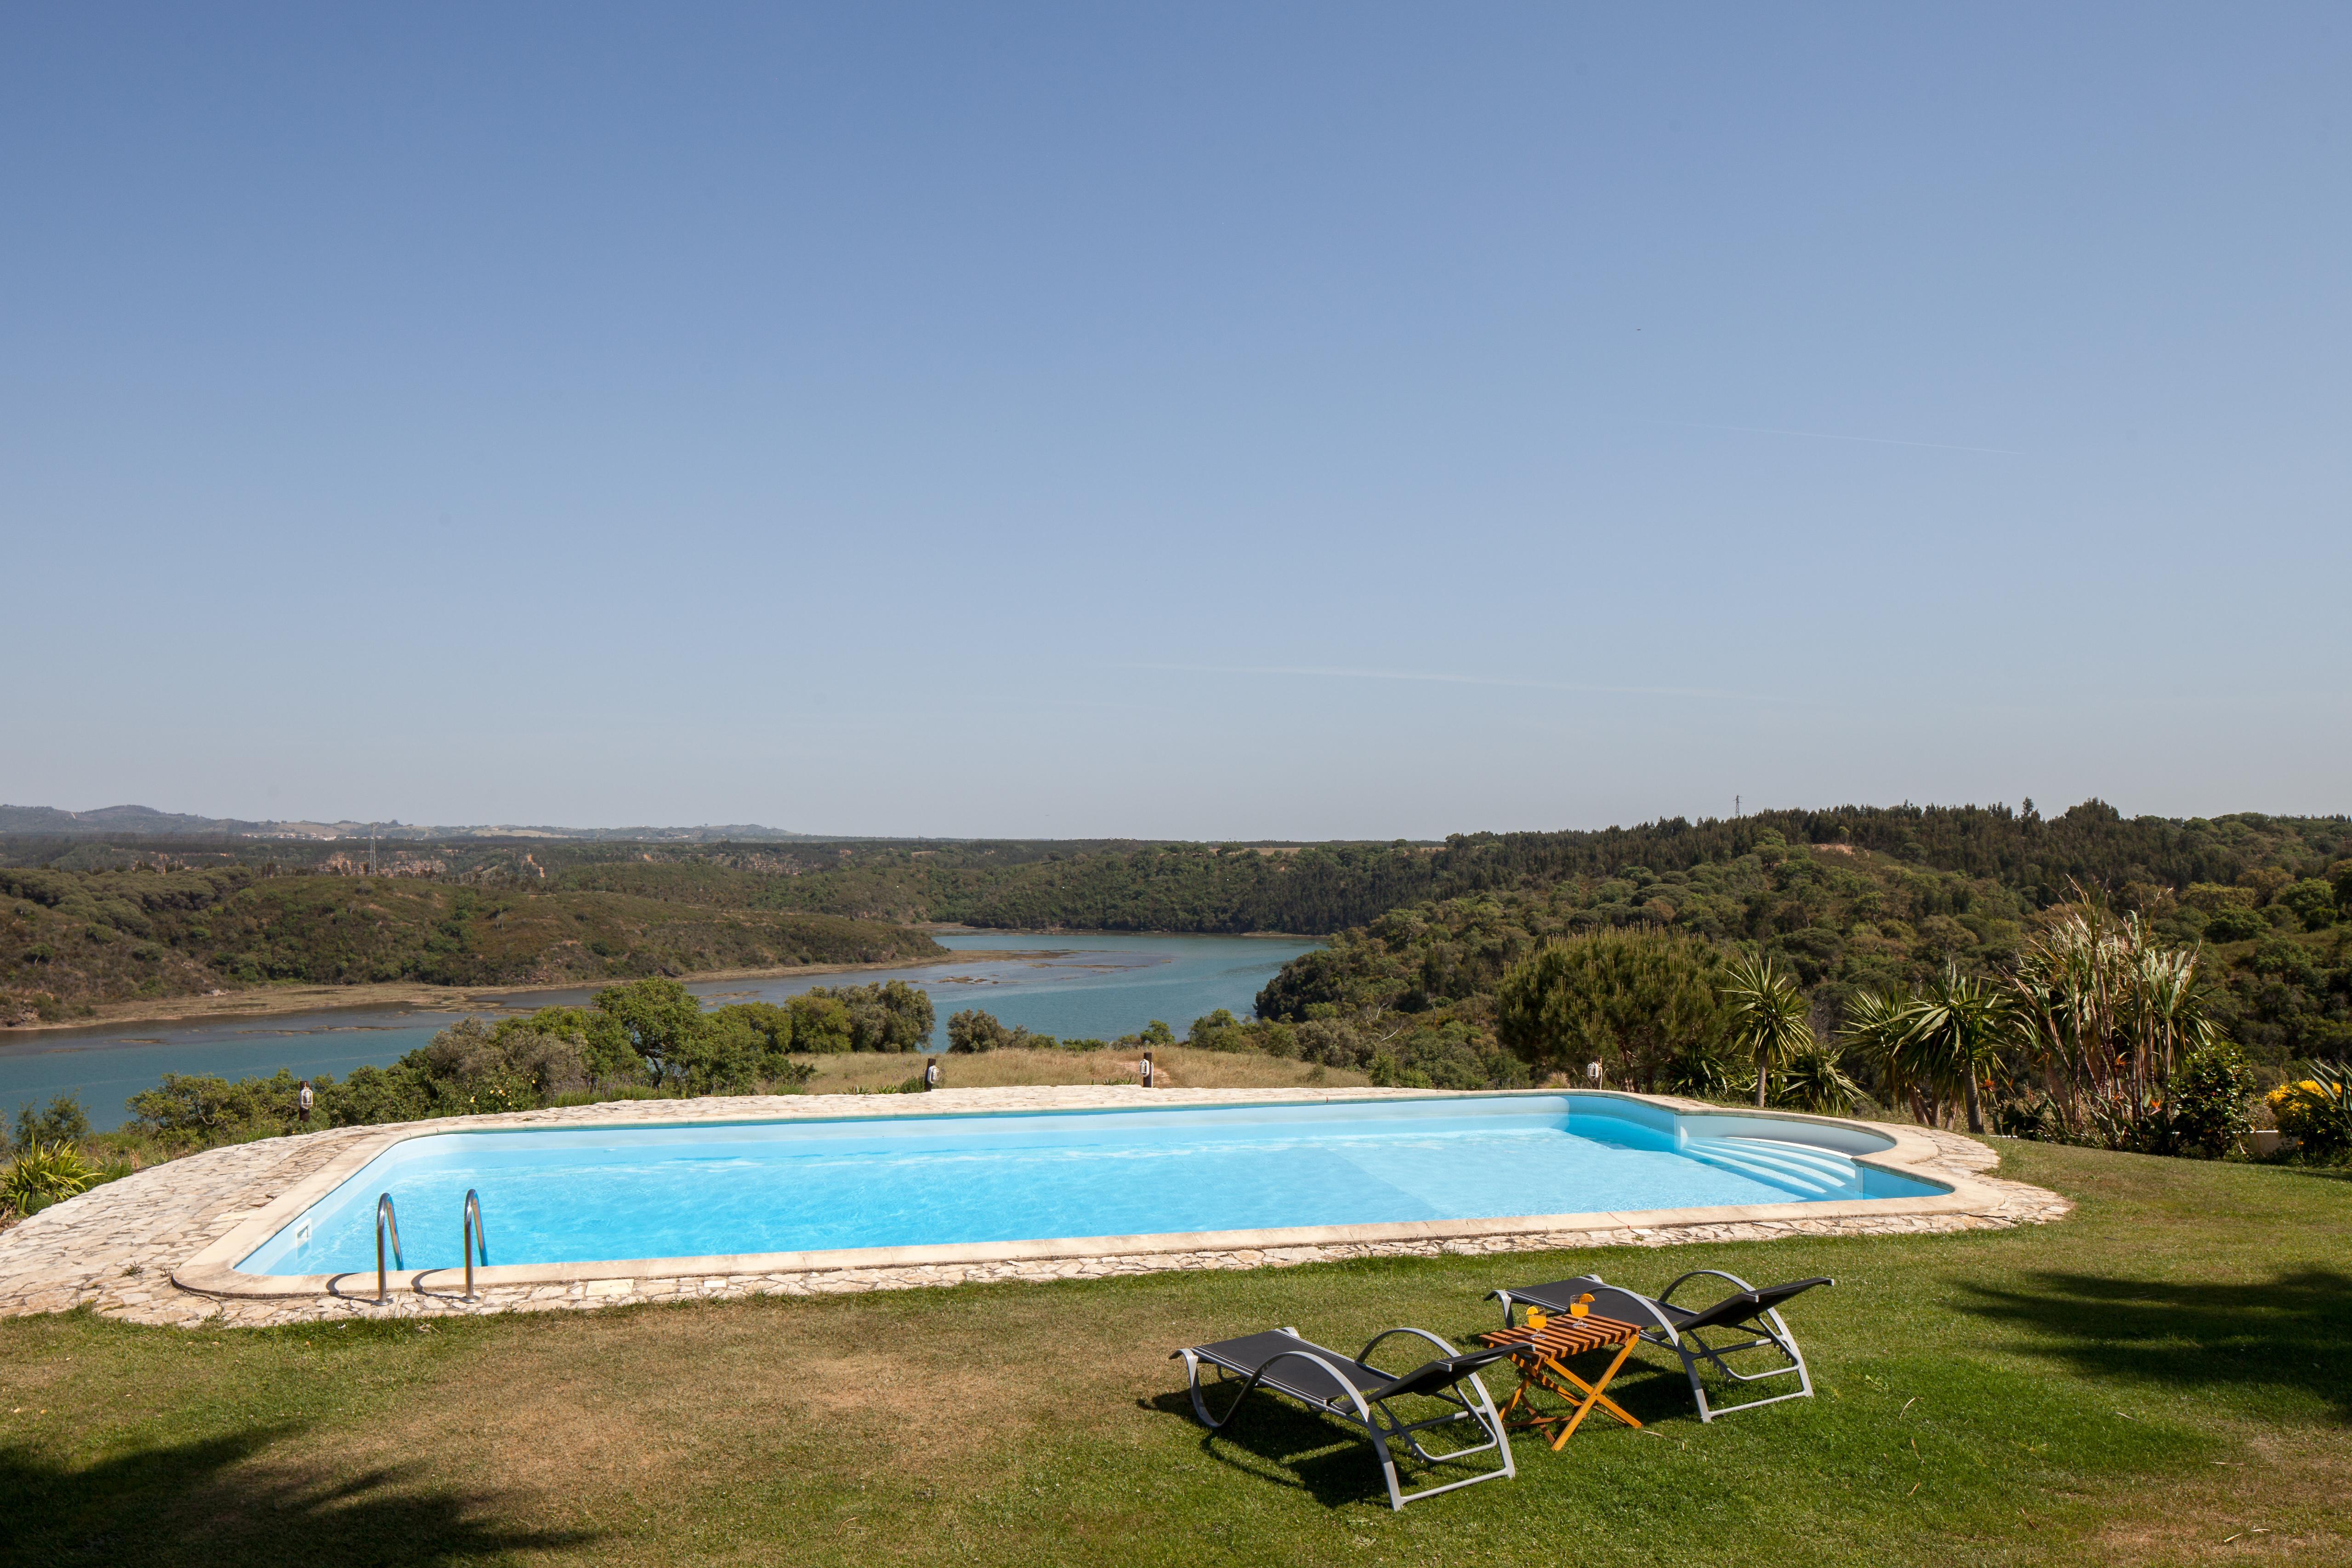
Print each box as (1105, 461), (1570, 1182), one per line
(665, 1009), (762, 1095)
(787, 992), (854, 1053)
(708, 1002), (795, 1076)
(1494, 933), (1724, 1090)
(1719, 954), (1813, 1108)
(592, 978), (706, 1079)
(1844, 987), (1931, 1124)
(946, 1008), (1011, 1053)
(799, 981), (935, 1051)
(512, 1005), (642, 1082)
(2277, 879), (2340, 932)
(1904, 964), (2011, 1134)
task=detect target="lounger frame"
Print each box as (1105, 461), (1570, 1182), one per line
(1173, 1327), (1517, 1510)
(1492, 1269), (1821, 1422)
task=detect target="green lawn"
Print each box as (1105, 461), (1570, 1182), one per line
(4, 1142), (2346, 1566)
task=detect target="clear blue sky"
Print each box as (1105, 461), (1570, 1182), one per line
(5, 5), (2346, 839)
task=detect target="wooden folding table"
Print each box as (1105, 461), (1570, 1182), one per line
(1476, 1313), (1645, 1449)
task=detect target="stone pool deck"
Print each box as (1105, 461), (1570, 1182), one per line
(0, 1086), (2068, 1329)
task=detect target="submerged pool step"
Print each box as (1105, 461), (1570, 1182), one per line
(1680, 1136), (1860, 1197)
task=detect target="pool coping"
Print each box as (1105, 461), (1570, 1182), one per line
(169, 1087), (2033, 1304)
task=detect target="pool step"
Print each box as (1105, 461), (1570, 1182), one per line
(1681, 1136), (1860, 1197)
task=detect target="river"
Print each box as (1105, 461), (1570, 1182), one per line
(0, 932), (1320, 1131)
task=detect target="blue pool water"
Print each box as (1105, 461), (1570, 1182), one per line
(239, 1095), (1944, 1276)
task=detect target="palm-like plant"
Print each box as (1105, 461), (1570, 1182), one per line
(2129, 942), (2219, 1090)
(2007, 894), (2225, 1138)
(1, 1139), (91, 1216)
(1773, 1040), (1865, 1115)
(1720, 954), (1814, 1108)
(1843, 986), (1924, 1120)
(1906, 964), (2013, 1135)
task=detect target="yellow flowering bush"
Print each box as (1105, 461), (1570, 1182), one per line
(2270, 1063), (2351, 1156)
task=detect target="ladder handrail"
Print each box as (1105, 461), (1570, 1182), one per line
(462, 1188), (488, 1302)
(375, 1193), (403, 1304)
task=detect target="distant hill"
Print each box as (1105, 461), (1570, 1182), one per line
(0, 805), (812, 842)
(0, 804), (270, 836)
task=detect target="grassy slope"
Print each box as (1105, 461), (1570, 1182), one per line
(1, 872), (944, 1010)
(3, 1142), (2345, 1566)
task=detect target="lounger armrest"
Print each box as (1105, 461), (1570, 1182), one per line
(1658, 1267), (1759, 1306)
(1356, 1326), (1462, 1372)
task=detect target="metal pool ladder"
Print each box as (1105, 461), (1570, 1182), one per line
(462, 1188), (489, 1302)
(375, 1193), (403, 1303)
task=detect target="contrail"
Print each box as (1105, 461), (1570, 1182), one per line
(1677, 421), (2026, 456)
(1119, 663), (1789, 704)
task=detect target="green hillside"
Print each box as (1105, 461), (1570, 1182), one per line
(557, 801), (2352, 937)
(1254, 824), (2352, 1079)
(0, 864), (942, 1017)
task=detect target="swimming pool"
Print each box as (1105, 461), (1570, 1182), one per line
(234, 1094), (1946, 1278)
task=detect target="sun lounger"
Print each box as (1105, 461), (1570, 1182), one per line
(1171, 1326), (1523, 1509)
(1489, 1270), (1832, 1421)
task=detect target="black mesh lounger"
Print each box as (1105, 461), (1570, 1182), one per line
(1171, 1327), (1523, 1509)
(1488, 1271), (1833, 1421)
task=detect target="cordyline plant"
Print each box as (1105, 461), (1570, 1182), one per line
(1904, 965), (2015, 1136)
(2003, 899), (2220, 1139)
(1841, 970), (2012, 1133)
(1719, 954), (1815, 1108)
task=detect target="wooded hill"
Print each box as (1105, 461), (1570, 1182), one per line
(551, 801), (2352, 935)
(1254, 818), (2352, 1076)
(5, 801), (2345, 1035)
(0, 864), (941, 1020)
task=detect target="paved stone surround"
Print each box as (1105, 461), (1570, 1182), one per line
(0, 1087), (2068, 1329)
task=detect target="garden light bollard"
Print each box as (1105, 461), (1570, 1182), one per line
(1586, 1062), (1604, 1086)
(924, 1058), (940, 1091)
(1142, 1051), (1154, 1088)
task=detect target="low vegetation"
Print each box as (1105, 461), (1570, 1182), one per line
(3, 1142), (2346, 1565)
(797, 1044), (1368, 1096)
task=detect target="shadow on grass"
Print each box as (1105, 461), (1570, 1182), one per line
(1142, 1388), (1402, 1509)
(1956, 1267), (2352, 1420)
(1138, 1347), (1699, 1511)
(6, 1426), (597, 1565)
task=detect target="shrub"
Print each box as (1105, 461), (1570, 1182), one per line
(1994, 1094), (2062, 1141)
(10, 1093), (91, 1153)
(946, 1008), (1011, 1053)
(797, 981), (933, 1052)
(2270, 1061), (2352, 1159)
(1187, 1009), (1246, 1051)
(2164, 1043), (2256, 1159)
(1769, 1042), (1865, 1115)
(1663, 1040), (1744, 1101)
(3, 1140), (92, 1215)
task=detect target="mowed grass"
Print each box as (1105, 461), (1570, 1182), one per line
(3, 1143), (2346, 1567)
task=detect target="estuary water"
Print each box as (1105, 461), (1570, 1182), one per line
(0, 932), (1319, 1131)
